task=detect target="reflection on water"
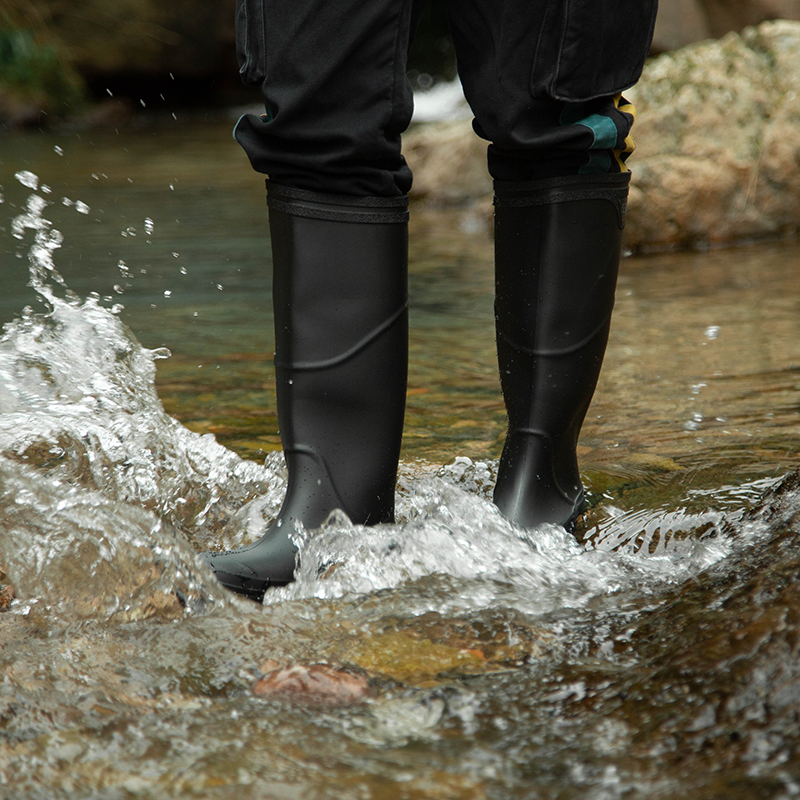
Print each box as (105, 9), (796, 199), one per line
(2, 120), (800, 798)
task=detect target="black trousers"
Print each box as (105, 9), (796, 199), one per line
(233, 0), (658, 197)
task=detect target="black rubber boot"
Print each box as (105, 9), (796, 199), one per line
(492, 173), (629, 530)
(203, 183), (408, 601)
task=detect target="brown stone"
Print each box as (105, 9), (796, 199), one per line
(0, 564), (13, 612)
(253, 663), (372, 704)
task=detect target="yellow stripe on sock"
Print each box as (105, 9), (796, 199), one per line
(612, 94), (636, 172)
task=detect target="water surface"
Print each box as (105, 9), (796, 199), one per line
(2, 119), (800, 799)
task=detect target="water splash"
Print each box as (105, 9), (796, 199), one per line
(263, 468), (754, 618)
(0, 172), (776, 629)
(0, 175), (278, 618)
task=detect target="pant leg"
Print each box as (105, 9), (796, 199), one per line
(441, 0), (658, 180)
(233, 0), (427, 197)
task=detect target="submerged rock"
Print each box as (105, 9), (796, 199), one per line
(404, 20), (800, 251)
(0, 564), (13, 612)
(253, 662), (372, 704)
(341, 610), (551, 686)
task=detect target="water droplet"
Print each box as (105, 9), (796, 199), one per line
(62, 197), (73, 206)
(54, 145), (64, 155)
(113, 285), (124, 294)
(144, 218), (154, 236)
(41, 185), (52, 195)
(164, 290), (172, 298)
(151, 347), (171, 360)
(179, 267), (187, 275)
(172, 252), (179, 258)
(705, 325), (720, 340)
(215, 284), (223, 291)
(140, 99), (146, 107)
(15, 170), (38, 190)
(74, 201), (90, 215)
(106, 88), (114, 96)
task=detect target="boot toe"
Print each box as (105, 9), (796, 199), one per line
(200, 551), (271, 602)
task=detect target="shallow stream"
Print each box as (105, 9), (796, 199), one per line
(2, 119), (800, 798)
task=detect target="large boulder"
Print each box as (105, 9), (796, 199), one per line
(625, 19), (800, 249)
(404, 20), (800, 251)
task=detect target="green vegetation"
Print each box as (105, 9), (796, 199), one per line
(0, 26), (85, 119)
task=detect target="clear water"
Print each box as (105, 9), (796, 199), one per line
(2, 119), (800, 799)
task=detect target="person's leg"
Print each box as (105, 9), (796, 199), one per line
(204, 0), (425, 599)
(233, 0), (426, 197)
(442, 0), (656, 528)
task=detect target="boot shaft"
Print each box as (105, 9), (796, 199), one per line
(267, 182), (409, 526)
(492, 172), (629, 528)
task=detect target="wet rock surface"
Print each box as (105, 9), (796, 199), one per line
(340, 610), (551, 686)
(253, 663), (372, 704)
(559, 471), (800, 794)
(0, 564), (13, 612)
(404, 20), (800, 251)
(3, 471), (800, 797)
